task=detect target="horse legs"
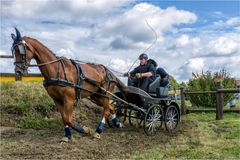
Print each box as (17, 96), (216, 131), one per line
(56, 99), (74, 142)
(58, 98), (91, 142)
(93, 98), (111, 139)
(109, 102), (123, 128)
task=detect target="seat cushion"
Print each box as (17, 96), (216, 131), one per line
(148, 77), (160, 93)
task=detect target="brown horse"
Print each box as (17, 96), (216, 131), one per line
(11, 28), (128, 141)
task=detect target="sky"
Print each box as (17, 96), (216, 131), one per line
(0, 0), (239, 82)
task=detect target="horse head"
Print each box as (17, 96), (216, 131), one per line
(11, 28), (34, 77)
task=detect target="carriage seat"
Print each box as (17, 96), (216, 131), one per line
(148, 76), (169, 97)
(148, 76), (160, 93)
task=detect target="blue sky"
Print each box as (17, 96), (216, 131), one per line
(0, 0), (239, 82)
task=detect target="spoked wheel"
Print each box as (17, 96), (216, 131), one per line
(144, 105), (163, 136)
(128, 109), (144, 127)
(164, 104), (180, 133)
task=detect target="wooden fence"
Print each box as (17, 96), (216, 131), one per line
(180, 88), (240, 120)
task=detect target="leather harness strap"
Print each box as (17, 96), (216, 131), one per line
(43, 59), (117, 101)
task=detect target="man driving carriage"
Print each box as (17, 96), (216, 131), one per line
(124, 53), (170, 92)
(124, 53), (155, 92)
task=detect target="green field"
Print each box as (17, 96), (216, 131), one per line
(0, 81), (240, 159)
(130, 112), (240, 159)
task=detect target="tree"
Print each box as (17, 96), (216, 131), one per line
(169, 76), (187, 90)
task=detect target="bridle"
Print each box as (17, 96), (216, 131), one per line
(11, 39), (64, 74)
(11, 40), (29, 71)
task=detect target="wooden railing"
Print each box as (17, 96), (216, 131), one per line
(180, 88), (240, 120)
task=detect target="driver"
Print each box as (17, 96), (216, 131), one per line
(124, 53), (155, 92)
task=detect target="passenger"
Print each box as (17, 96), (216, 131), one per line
(147, 59), (158, 70)
(156, 67), (169, 87)
(124, 53), (155, 92)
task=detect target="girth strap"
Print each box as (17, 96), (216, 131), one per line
(70, 59), (84, 100)
(43, 78), (75, 87)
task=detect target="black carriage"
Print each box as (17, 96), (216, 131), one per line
(110, 78), (181, 135)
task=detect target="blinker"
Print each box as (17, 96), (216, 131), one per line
(18, 44), (26, 55)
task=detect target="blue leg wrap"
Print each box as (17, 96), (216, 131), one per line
(112, 117), (121, 128)
(64, 127), (72, 140)
(96, 122), (105, 134)
(73, 124), (85, 133)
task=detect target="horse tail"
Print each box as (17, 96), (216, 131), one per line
(114, 77), (130, 101)
(103, 66), (129, 99)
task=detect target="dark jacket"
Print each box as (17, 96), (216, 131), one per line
(130, 63), (155, 79)
(147, 59), (158, 69)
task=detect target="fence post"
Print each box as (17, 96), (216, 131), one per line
(180, 87), (186, 115)
(216, 82), (223, 120)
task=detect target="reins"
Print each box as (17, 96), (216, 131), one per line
(28, 57), (65, 67)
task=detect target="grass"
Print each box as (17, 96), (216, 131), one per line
(1, 81), (240, 159)
(0, 81), (54, 115)
(0, 81), (57, 129)
(130, 112), (240, 159)
(17, 116), (62, 130)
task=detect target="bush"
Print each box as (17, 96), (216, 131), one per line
(187, 69), (236, 108)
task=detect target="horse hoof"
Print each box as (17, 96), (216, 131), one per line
(93, 132), (101, 139)
(83, 126), (94, 135)
(60, 137), (72, 144)
(119, 123), (124, 128)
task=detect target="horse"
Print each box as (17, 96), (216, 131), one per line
(11, 28), (128, 142)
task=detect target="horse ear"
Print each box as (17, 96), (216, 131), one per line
(15, 27), (21, 39)
(11, 33), (16, 41)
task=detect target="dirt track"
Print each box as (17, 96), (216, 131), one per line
(0, 99), (189, 159)
(1, 124), (191, 159)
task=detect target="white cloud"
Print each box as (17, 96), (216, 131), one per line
(109, 58), (134, 73)
(1, 0), (239, 83)
(2, 0), (133, 23)
(98, 3), (197, 49)
(213, 16), (240, 29)
(226, 17), (240, 26)
(208, 36), (239, 56)
(57, 48), (76, 59)
(176, 34), (200, 47)
(188, 58), (204, 71)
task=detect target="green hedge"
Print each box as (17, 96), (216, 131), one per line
(187, 70), (236, 108)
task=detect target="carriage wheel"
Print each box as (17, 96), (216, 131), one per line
(144, 105), (163, 136)
(128, 109), (143, 127)
(164, 104), (180, 133)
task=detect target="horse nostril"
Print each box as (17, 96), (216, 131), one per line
(15, 71), (23, 81)
(16, 70), (23, 76)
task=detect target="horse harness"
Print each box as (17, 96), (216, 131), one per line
(43, 58), (118, 101)
(11, 39), (118, 101)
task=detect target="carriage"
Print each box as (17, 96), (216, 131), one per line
(109, 78), (181, 136)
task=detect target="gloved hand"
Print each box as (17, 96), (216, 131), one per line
(135, 73), (142, 79)
(123, 72), (130, 77)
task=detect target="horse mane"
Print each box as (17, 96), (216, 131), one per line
(23, 36), (58, 58)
